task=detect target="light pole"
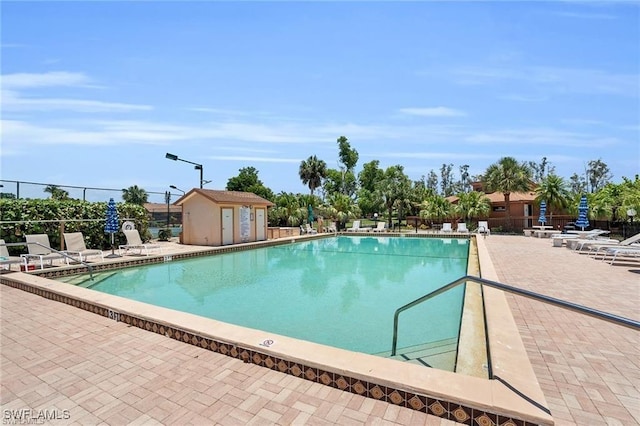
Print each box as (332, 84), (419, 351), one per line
(169, 185), (185, 195)
(165, 153), (209, 188)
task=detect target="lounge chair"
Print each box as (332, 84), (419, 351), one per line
(324, 223), (337, 233)
(305, 224), (318, 235)
(299, 225), (307, 235)
(440, 223), (453, 233)
(346, 220), (361, 232)
(477, 221), (490, 235)
(63, 232), (104, 263)
(554, 230), (610, 248)
(587, 232), (640, 257)
(0, 239), (27, 271)
(119, 229), (162, 256)
(371, 222), (386, 233)
(600, 244), (640, 265)
(456, 222), (469, 233)
(23, 234), (64, 269)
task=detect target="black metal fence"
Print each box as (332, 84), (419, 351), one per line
(0, 179), (169, 204)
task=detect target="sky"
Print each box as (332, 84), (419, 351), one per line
(1, 1), (639, 204)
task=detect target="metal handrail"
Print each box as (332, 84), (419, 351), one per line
(2, 241), (94, 281)
(391, 274), (640, 357)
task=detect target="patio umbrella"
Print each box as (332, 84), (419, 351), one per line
(104, 198), (121, 258)
(575, 195), (590, 231)
(308, 204), (314, 224)
(538, 200), (547, 226)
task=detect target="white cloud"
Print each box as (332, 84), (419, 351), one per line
(464, 128), (621, 148)
(399, 107), (467, 117)
(2, 71), (92, 89)
(2, 91), (152, 113)
(452, 66), (639, 97)
(208, 156), (301, 164)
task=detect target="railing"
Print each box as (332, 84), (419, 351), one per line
(391, 274), (640, 360)
(2, 241), (94, 281)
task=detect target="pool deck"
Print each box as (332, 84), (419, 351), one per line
(1, 235), (639, 425)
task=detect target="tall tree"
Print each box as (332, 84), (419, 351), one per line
(376, 165), (411, 228)
(528, 157), (554, 183)
(482, 157), (532, 228)
(568, 173), (587, 195)
(358, 160), (384, 193)
(440, 163), (455, 196)
(323, 169), (357, 199)
(226, 167), (275, 201)
(44, 185), (70, 200)
(457, 164), (472, 193)
(535, 174), (570, 222)
(298, 155), (327, 196)
(586, 159), (613, 193)
(336, 136), (359, 196)
(425, 171), (439, 193)
(337, 136), (358, 172)
(122, 185), (148, 205)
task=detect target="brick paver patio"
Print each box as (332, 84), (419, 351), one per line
(1, 235), (638, 425)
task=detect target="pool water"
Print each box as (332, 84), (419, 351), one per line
(60, 236), (469, 359)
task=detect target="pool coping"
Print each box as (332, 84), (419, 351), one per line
(0, 234), (552, 425)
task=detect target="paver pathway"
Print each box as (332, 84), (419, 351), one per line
(483, 235), (639, 425)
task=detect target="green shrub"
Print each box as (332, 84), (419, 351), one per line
(0, 199), (149, 255)
(157, 228), (172, 241)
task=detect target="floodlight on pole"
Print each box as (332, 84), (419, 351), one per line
(169, 185), (185, 195)
(165, 152), (207, 188)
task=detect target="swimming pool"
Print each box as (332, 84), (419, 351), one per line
(59, 236), (469, 369)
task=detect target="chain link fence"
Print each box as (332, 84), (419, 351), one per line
(0, 179), (169, 204)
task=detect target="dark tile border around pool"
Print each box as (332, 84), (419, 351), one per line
(0, 235), (540, 426)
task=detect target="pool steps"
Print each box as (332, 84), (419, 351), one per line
(374, 337), (458, 371)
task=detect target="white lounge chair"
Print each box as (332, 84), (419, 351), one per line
(305, 224), (318, 235)
(23, 234), (64, 269)
(324, 223), (337, 233)
(477, 221), (490, 235)
(440, 223), (453, 233)
(588, 232), (640, 257)
(119, 229), (162, 256)
(600, 245), (640, 265)
(347, 220), (361, 232)
(371, 222), (386, 233)
(554, 230), (610, 248)
(63, 232), (104, 263)
(0, 239), (27, 271)
(456, 222), (469, 233)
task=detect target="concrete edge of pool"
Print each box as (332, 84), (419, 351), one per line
(0, 234), (552, 425)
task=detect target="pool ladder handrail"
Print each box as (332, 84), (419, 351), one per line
(3, 241), (94, 281)
(391, 274), (640, 361)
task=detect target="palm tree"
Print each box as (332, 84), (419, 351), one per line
(299, 155), (327, 196)
(455, 191), (491, 223)
(44, 185), (70, 200)
(122, 185), (149, 205)
(535, 174), (570, 223)
(482, 157), (532, 229)
(419, 194), (453, 226)
(325, 193), (360, 229)
(272, 192), (304, 226)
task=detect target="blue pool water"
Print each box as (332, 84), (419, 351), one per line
(61, 236), (469, 355)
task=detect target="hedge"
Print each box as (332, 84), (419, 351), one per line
(0, 199), (150, 256)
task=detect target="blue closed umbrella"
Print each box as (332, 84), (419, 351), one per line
(104, 198), (121, 257)
(575, 195), (590, 231)
(538, 200), (547, 226)
(308, 204), (314, 225)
